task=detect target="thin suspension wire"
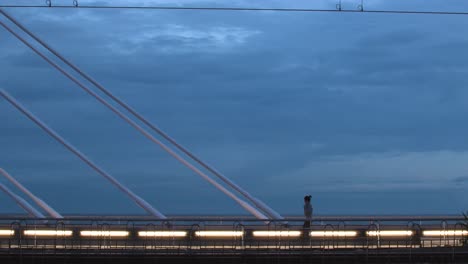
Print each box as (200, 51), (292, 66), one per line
(0, 89), (167, 219)
(0, 181), (46, 218)
(0, 168), (63, 218)
(0, 9), (283, 220)
(0, 4), (468, 16)
(0, 20), (268, 220)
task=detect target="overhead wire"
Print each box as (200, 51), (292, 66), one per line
(0, 4), (468, 16)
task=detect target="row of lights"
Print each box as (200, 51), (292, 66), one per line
(0, 229), (467, 238)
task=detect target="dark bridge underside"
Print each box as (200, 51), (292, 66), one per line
(1, 248), (468, 264)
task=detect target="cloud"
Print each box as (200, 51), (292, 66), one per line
(107, 24), (261, 54)
(272, 151), (468, 192)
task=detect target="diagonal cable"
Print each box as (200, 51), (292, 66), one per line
(0, 168), (63, 218)
(0, 181), (46, 218)
(0, 9), (283, 220)
(0, 90), (166, 219)
(0, 19), (268, 220)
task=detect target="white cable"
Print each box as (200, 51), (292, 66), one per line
(0, 19), (269, 220)
(0, 9), (283, 220)
(0, 89), (166, 219)
(0, 88), (267, 219)
(0, 168), (63, 218)
(0, 182), (46, 218)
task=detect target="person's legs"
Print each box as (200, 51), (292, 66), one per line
(302, 221), (310, 243)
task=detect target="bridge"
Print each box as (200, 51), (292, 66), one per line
(1, 215), (468, 263)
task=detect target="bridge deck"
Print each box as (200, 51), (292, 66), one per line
(0, 215), (467, 263)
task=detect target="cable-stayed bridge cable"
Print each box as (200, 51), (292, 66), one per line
(0, 89), (166, 219)
(0, 19), (268, 220)
(0, 168), (62, 218)
(0, 9), (274, 219)
(0, 9), (283, 220)
(0, 181), (46, 218)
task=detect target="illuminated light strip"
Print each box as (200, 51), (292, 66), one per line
(80, 231), (129, 237)
(423, 230), (468, 236)
(367, 230), (413, 237)
(24, 230), (72, 236)
(253, 231), (301, 237)
(0, 230), (14, 236)
(310, 231), (357, 237)
(195, 231), (243, 237)
(138, 231), (187, 237)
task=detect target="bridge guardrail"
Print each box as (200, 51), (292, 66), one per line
(0, 215), (466, 254)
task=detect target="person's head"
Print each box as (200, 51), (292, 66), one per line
(304, 195), (312, 203)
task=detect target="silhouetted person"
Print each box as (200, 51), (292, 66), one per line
(303, 195), (313, 228)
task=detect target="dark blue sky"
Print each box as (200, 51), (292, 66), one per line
(1, 0), (468, 216)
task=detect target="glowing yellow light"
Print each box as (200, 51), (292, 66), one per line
(24, 230), (72, 236)
(0, 230), (14, 236)
(310, 231), (357, 237)
(367, 230), (412, 237)
(195, 231), (243, 237)
(80, 231), (129, 237)
(253, 231), (301, 237)
(423, 230), (468, 236)
(138, 231), (187, 237)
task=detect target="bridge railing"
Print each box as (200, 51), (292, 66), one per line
(0, 215), (466, 253)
